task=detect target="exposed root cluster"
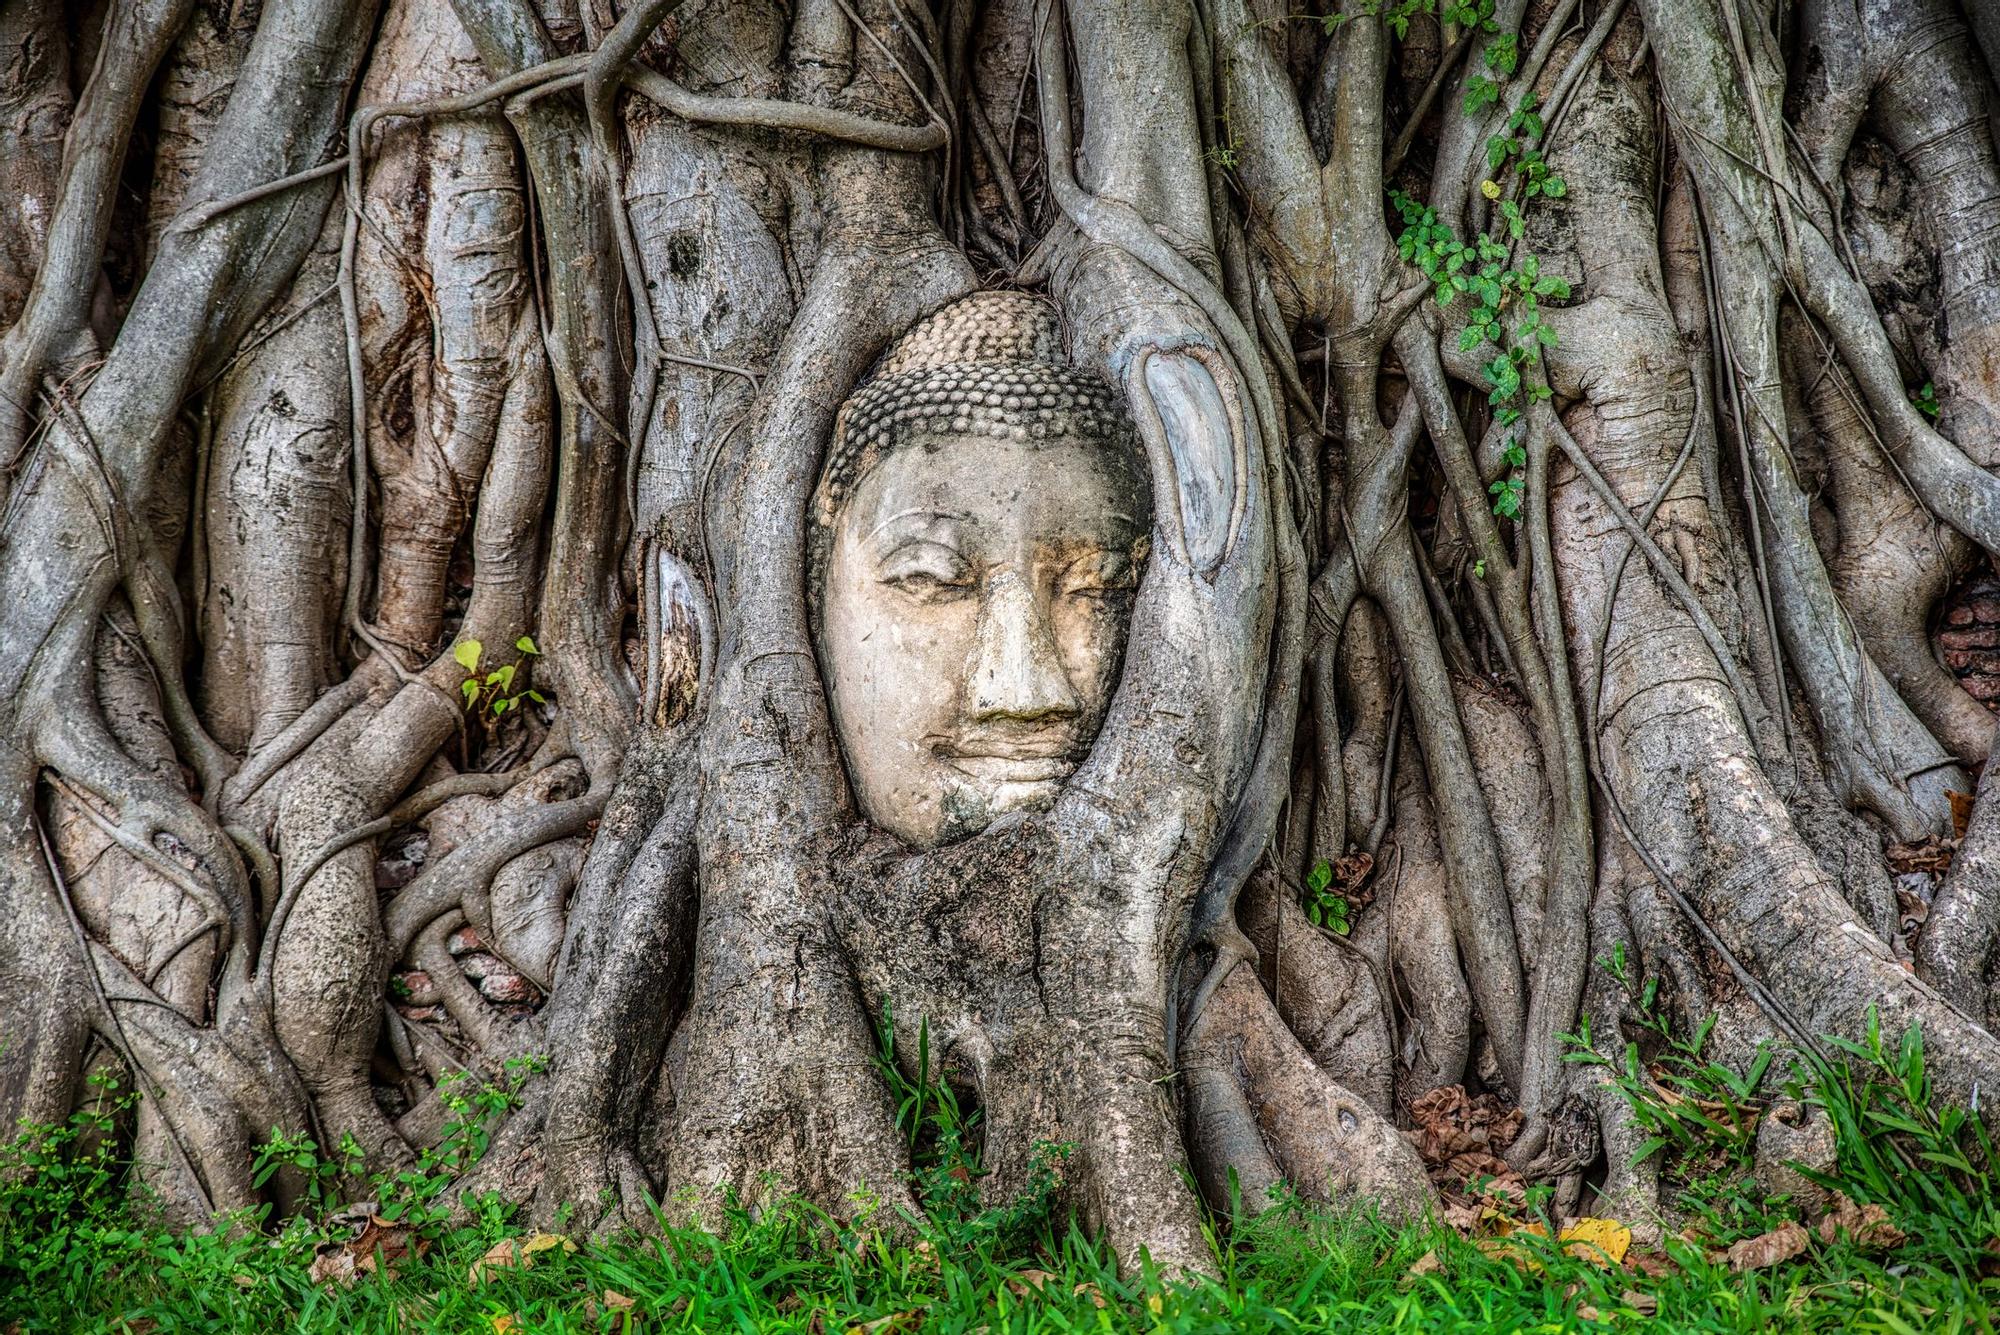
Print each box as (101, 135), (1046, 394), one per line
(1, 0), (1998, 1269)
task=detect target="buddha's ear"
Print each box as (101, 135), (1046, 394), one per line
(1125, 343), (1251, 580)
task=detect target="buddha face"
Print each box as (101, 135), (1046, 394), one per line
(818, 432), (1151, 848)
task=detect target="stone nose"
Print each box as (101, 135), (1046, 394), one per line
(968, 573), (1083, 723)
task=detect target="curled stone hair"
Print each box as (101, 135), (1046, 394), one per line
(808, 292), (1142, 584)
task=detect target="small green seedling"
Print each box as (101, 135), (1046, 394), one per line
(1304, 859), (1352, 934)
(454, 635), (547, 719)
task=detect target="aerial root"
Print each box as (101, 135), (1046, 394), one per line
(219, 677), (371, 814)
(414, 911), (541, 1065)
(1183, 963), (1434, 1220)
(38, 706), (253, 958)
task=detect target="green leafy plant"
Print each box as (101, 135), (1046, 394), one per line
(1489, 440), (1528, 519)
(380, 1053), (545, 1228)
(1325, 0), (1496, 42)
(1302, 858), (1353, 933)
(0, 1071), (137, 1296)
(1913, 380), (1940, 419)
(871, 1008), (1071, 1258)
(1561, 956), (2000, 1272)
(1797, 1006), (1996, 1236)
(7, 1057), (1998, 1335)
(1565, 943), (1773, 1170)
(250, 1127), (365, 1219)
(453, 635), (546, 720)
(245, 1051), (545, 1247)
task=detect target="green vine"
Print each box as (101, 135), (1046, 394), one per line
(1463, 19), (1515, 113)
(1325, 0), (1498, 41)
(1390, 77), (1569, 520)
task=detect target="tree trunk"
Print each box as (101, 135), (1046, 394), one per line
(2, 0), (1997, 1266)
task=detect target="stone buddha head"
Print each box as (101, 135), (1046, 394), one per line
(810, 292), (1152, 848)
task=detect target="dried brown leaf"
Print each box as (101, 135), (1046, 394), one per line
(1403, 1249), (1443, 1282)
(1814, 1195), (1906, 1251)
(1726, 1220), (1809, 1272)
(1445, 1150), (1515, 1182)
(307, 1217), (424, 1287)
(1004, 1268), (1060, 1298)
(1333, 852), (1376, 903)
(1624, 1249), (1677, 1279)
(1473, 1236), (1537, 1273)
(1887, 836), (1955, 876)
(1408, 1086), (1526, 1173)
(469, 1232), (576, 1285)
(1950, 790), (1976, 839)
(307, 1243), (357, 1288)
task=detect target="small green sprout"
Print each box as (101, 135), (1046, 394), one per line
(454, 635), (547, 719)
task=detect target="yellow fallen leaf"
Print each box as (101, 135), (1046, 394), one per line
(1481, 179), (1502, 200)
(1560, 1217), (1633, 1268)
(1472, 1215), (1631, 1271)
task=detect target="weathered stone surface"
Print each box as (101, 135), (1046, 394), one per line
(393, 970), (439, 1006)
(1938, 579), (2000, 710)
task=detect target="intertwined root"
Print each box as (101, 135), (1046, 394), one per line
(3, 0), (2000, 1265)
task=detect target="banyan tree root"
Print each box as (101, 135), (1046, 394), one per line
(2, 0), (1999, 1273)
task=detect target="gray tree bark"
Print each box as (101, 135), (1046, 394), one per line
(2, 0), (1998, 1266)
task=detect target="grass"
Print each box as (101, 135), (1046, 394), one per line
(2, 1013), (1995, 1334)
